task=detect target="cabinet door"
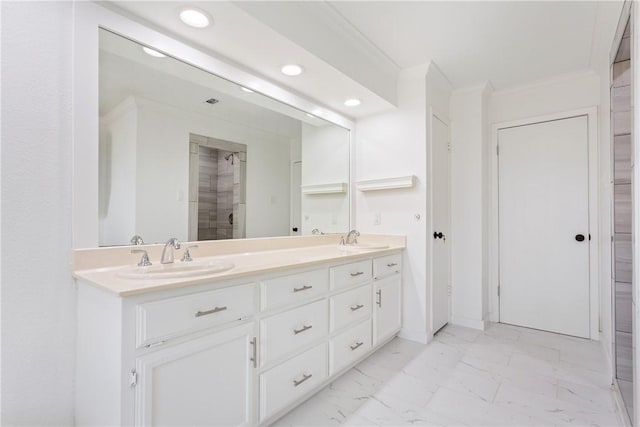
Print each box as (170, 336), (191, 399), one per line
(373, 276), (401, 345)
(134, 323), (256, 426)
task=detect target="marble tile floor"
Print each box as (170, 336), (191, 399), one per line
(273, 323), (622, 426)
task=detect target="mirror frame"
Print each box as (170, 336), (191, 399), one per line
(73, 2), (355, 249)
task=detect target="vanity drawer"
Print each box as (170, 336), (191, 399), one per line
(330, 284), (372, 332)
(330, 319), (372, 375)
(136, 283), (256, 348)
(260, 299), (329, 366)
(330, 260), (372, 290)
(373, 254), (402, 280)
(259, 343), (328, 422)
(260, 269), (328, 311)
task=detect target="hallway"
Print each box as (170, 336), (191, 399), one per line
(274, 323), (620, 426)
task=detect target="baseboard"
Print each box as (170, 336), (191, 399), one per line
(611, 381), (632, 427)
(600, 337), (613, 381)
(398, 328), (429, 344)
(450, 316), (487, 331)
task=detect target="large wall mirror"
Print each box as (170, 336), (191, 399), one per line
(98, 29), (350, 246)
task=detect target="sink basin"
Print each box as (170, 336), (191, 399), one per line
(118, 261), (235, 280)
(339, 243), (389, 252)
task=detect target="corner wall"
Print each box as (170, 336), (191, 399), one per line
(449, 83), (492, 329)
(355, 63), (451, 343)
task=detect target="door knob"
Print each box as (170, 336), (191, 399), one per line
(575, 234), (585, 242)
(433, 231), (444, 239)
(292, 227), (298, 232)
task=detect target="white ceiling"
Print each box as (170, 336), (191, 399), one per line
(106, 1), (623, 119)
(328, 1), (604, 89)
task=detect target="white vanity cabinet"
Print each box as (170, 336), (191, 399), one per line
(75, 250), (402, 427)
(134, 322), (256, 426)
(373, 254), (402, 344)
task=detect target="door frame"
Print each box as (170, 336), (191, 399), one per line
(429, 107), (452, 333)
(488, 107), (599, 339)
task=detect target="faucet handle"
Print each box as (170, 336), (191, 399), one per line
(130, 234), (144, 245)
(181, 245), (199, 262)
(131, 249), (152, 267)
(339, 236), (345, 246)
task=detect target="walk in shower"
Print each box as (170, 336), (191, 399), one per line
(611, 13), (633, 422)
(189, 134), (247, 241)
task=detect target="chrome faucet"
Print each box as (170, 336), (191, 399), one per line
(161, 238), (181, 264)
(345, 229), (360, 245)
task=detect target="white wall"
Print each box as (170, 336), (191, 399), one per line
(100, 98), (137, 246)
(300, 123), (350, 234)
(355, 63), (451, 343)
(1, 2), (76, 424)
(100, 96), (294, 244)
(489, 71), (600, 124)
(449, 83), (492, 329)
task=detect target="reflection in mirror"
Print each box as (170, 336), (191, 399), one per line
(98, 29), (350, 246)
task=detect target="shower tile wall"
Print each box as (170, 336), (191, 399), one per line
(198, 146), (219, 240)
(612, 18), (633, 420)
(216, 151), (234, 240)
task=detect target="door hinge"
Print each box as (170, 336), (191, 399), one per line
(497, 286), (500, 297)
(129, 369), (138, 388)
(496, 145), (500, 155)
(447, 285), (452, 296)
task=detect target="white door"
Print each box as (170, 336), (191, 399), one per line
(134, 323), (255, 426)
(290, 161), (301, 236)
(498, 116), (590, 338)
(373, 276), (402, 345)
(432, 115), (451, 333)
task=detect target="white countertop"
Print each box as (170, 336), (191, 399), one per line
(73, 235), (405, 296)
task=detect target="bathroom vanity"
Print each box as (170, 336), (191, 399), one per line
(74, 235), (404, 426)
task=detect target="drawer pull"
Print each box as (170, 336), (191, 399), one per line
(376, 289), (382, 307)
(293, 324), (313, 335)
(350, 271), (364, 277)
(292, 284), (313, 293)
(250, 337), (257, 368)
(350, 341), (364, 351)
(195, 306), (228, 318)
(350, 304), (364, 311)
(387, 262), (398, 267)
(293, 373), (313, 387)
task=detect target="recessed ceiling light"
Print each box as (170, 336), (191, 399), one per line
(240, 86), (254, 93)
(179, 8), (211, 28)
(344, 98), (361, 107)
(281, 64), (303, 76)
(142, 47), (166, 58)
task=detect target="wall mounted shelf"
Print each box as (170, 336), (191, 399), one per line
(356, 175), (416, 192)
(301, 183), (348, 195)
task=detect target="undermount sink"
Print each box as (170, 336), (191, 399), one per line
(339, 243), (389, 251)
(117, 260), (235, 280)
